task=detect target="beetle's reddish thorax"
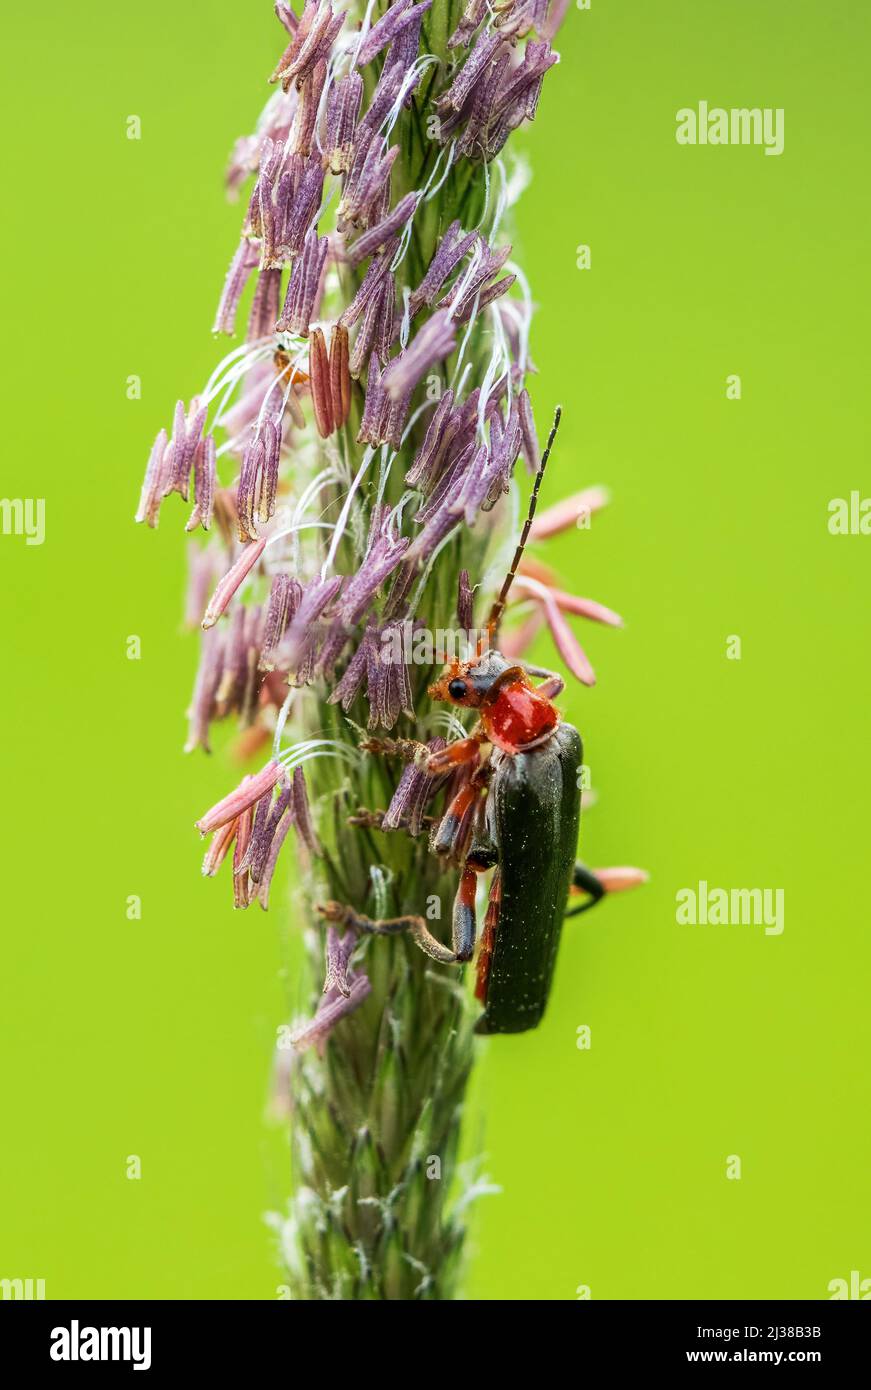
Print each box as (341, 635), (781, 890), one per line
(481, 679), (559, 753)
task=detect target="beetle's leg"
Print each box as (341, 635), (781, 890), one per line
(534, 674), (564, 699)
(431, 781), (479, 858)
(515, 660), (565, 699)
(564, 861), (606, 917)
(447, 798), (499, 960)
(360, 736), (431, 763)
(426, 730), (484, 776)
(347, 806), (389, 830)
(450, 865), (480, 962)
(317, 900), (463, 965)
(474, 869), (501, 1003)
(347, 806), (435, 834)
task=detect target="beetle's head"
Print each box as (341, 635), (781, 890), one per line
(428, 648), (510, 708)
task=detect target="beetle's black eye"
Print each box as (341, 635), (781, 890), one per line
(448, 678), (468, 700)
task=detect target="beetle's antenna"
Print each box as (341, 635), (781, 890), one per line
(484, 405), (562, 646)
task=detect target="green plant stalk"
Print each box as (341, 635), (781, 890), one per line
(274, 4), (512, 1299)
(283, 575), (488, 1299)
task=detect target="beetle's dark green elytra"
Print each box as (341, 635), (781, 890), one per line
(475, 724), (582, 1033)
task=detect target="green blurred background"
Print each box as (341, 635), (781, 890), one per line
(1, 1), (869, 1299)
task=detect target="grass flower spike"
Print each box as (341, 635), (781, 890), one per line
(136, 0), (643, 1300)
